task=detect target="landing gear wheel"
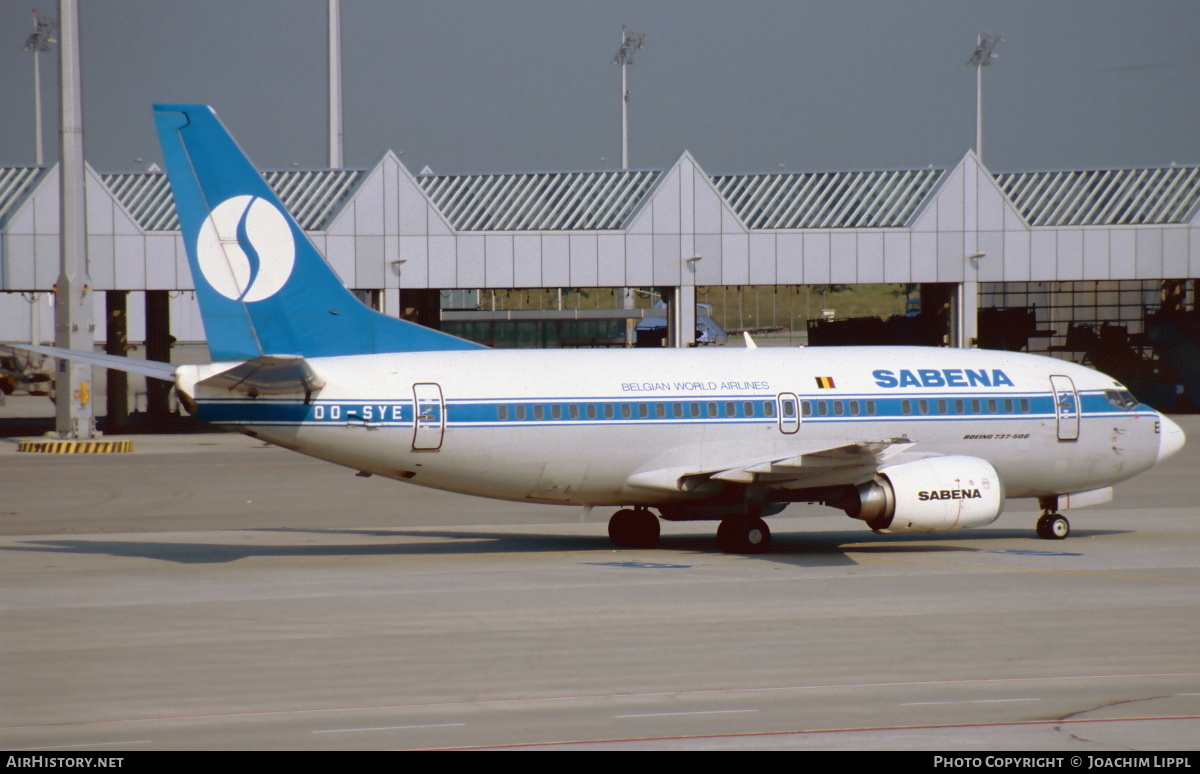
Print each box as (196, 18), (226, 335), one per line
(716, 517), (772, 554)
(1036, 513), (1070, 540)
(608, 508), (660, 548)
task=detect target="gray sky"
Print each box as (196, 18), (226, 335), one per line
(2, 0), (1198, 175)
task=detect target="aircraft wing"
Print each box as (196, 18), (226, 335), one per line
(625, 437), (916, 494)
(7, 344), (179, 381)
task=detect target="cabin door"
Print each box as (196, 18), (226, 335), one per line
(777, 392), (800, 434)
(412, 383), (445, 451)
(1049, 375), (1079, 442)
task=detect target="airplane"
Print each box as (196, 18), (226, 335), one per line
(15, 104), (1186, 554)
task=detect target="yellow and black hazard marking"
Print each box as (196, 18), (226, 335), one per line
(17, 439), (134, 454)
(815, 376), (836, 389)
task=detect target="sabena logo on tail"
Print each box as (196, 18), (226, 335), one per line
(196, 195), (295, 302)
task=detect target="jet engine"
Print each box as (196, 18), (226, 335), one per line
(840, 455), (1004, 533)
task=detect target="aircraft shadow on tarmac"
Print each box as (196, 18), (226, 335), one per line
(1, 525), (1113, 565)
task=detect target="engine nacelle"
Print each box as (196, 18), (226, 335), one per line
(844, 455), (1005, 533)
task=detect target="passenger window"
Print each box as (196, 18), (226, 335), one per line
(954, 399), (965, 414)
(918, 399), (929, 415)
(849, 400), (860, 416)
(1004, 398), (1014, 413)
(551, 405), (562, 420)
(604, 404), (615, 419)
(569, 404), (580, 419)
(638, 403), (649, 418)
(497, 405), (508, 420)
(937, 399), (947, 414)
(586, 404), (597, 419)
(763, 401), (775, 417)
(516, 405), (527, 420)
(708, 402), (718, 417)
(988, 399), (997, 413)
(833, 401), (844, 416)
(690, 402), (701, 418)
(534, 405), (544, 420)
(725, 401), (736, 417)
(817, 401), (828, 416)
(743, 401), (754, 417)
(971, 399), (981, 414)
(801, 400), (812, 417)
(673, 403), (684, 418)
(655, 403), (666, 418)
(781, 399), (796, 418)
(1020, 398), (1030, 413)
(901, 399), (912, 415)
(866, 400), (877, 415)
(621, 403), (632, 419)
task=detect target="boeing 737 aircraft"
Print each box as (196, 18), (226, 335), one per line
(18, 105), (1186, 553)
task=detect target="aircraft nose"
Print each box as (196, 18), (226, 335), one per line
(1157, 413), (1186, 463)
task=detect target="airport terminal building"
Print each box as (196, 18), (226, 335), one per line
(2, 147), (1199, 408)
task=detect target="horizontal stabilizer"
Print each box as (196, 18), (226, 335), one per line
(8, 344), (178, 381)
(198, 355), (325, 397)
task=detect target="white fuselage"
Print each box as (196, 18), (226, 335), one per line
(177, 346), (1167, 508)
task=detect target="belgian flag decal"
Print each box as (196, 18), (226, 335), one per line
(815, 376), (836, 389)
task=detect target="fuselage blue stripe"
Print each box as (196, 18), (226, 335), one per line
(195, 390), (1148, 429)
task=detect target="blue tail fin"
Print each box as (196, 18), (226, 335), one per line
(153, 104), (483, 361)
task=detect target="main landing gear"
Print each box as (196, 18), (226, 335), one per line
(716, 516), (772, 554)
(608, 507), (660, 548)
(606, 508), (774, 554)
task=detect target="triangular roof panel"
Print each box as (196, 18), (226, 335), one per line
(710, 166), (944, 229)
(994, 165), (1200, 226)
(417, 168), (661, 231)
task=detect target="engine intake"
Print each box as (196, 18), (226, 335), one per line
(843, 455), (1004, 533)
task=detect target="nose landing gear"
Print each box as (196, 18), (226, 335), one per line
(1035, 495), (1070, 540)
(1036, 511), (1070, 540)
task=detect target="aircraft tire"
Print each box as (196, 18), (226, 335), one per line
(1036, 513), (1070, 540)
(608, 508), (660, 548)
(716, 516), (771, 554)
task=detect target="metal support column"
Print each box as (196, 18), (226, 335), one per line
(665, 286), (697, 348)
(105, 290), (128, 431)
(53, 0), (94, 439)
(144, 290), (173, 423)
(956, 280), (979, 348)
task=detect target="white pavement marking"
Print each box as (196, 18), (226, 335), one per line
(21, 740), (152, 750)
(614, 709), (759, 718)
(900, 698), (1041, 706)
(313, 722), (466, 733)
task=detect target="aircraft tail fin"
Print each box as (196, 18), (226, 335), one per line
(152, 104), (483, 361)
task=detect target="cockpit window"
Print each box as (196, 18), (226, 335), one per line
(1104, 389), (1139, 410)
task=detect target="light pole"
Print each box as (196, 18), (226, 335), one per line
(24, 9), (57, 166)
(967, 33), (1003, 162)
(612, 26), (647, 170)
(328, 0), (342, 168)
(612, 26), (647, 345)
